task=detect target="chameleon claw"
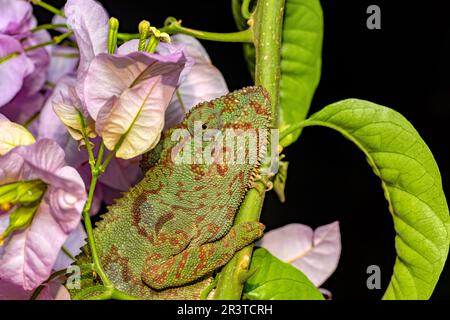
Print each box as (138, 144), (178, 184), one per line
(251, 174), (273, 194)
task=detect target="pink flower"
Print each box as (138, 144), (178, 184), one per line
(118, 34), (229, 129)
(0, 0), (52, 121)
(0, 34), (34, 107)
(0, 0), (34, 36)
(1, 30), (51, 124)
(38, 76), (143, 211)
(0, 139), (87, 290)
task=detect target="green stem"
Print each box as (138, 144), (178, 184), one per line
(30, 23), (68, 33)
(161, 17), (253, 43)
(241, 0), (253, 19)
(25, 31), (74, 53)
(213, 0), (285, 300)
(0, 31), (73, 65)
(79, 121), (111, 288)
(31, 0), (66, 18)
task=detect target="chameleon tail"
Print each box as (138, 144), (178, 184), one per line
(142, 221), (265, 290)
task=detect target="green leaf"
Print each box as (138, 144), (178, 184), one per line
(273, 160), (289, 203)
(279, 0), (323, 147)
(243, 248), (325, 300)
(282, 99), (450, 299)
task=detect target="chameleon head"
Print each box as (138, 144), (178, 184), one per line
(185, 86), (272, 133)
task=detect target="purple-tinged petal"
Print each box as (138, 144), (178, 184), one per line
(0, 0), (33, 35)
(0, 113), (35, 155)
(162, 35), (228, 128)
(85, 52), (185, 119)
(36, 281), (70, 300)
(116, 39), (139, 55)
(0, 140), (86, 290)
(0, 279), (31, 300)
(47, 46), (79, 84)
(47, 166), (86, 233)
(20, 30), (51, 96)
(165, 62), (228, 129)
(0, 34), (34, 107)
(0, 276), (70, 300)
(1, 90), (45, 125)
(99, 155), (142, 192)
(65, 0), (109, 107)
(85, 52), (187, 158)
(53, 222), (86, 271)
(12, 139), (66, 174)
(257, 221), (341, 287)
(0, 201), (71, 290)
(64, 0), (109, 66)
(38, 75), (75, 145)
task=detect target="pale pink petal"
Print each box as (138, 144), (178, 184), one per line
(65, 0), (109, 108)
(1, 90), (45, 125)
(0, 140), (86, 290)
(0, 0), (33, 35)
(0, 34), (34, 107)
(163, 35), (228, 128)
(47, 166), (86, 233)
(165, 62), (228, 129)
(13, 139), (65, 174)
(37, 281), (70, 300)
(86, 52), (186, 158)
(38, 75), (76, 145)
(0, 279), (32, 300)
(0, 152), (27, 183)
(84, 52), (185, 119)
(257, 221), (341, 286)
(53, 223), (86, 271)
(0, 202), (73, 290)
(47, 46), (79, 84)
(0, 115), (35, 155)
(21, 30), (51, 95)
(99, 155), (142, 192)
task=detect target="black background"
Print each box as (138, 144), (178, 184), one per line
(36, 0), (450, 300)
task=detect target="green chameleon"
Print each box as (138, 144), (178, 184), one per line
(74, 86), (272, 299)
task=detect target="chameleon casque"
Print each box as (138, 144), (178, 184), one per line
(75, 86), (272, 299)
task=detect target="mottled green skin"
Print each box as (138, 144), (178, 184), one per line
(92, 87), (271, 299)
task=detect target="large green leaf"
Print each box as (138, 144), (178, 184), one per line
(282, 99), (450, 299)
(278, 0), (323, 147)
(243, 248), (325, 300)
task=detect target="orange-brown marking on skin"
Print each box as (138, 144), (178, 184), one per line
(101, 245), (136, 284)
(193, 246), (209, 277)
(190, 164), (205, 180)
(226, 207), (235, 220)
(155, 212), (175, 235)
(227, 122), (253, 130)
(131, 183), (164, 243)
(193, 185), (204, 192)
(217, 163), (228, 177)
(195, 215), (206, 224)
(175, 250), (190, 280)
(150, 257), (176, 286)
(207, 223), (221, 236)
(250, 100), (270, 117)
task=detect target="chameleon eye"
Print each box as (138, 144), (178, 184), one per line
(202, 124), (208, 130)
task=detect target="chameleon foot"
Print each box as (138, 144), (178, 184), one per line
(141, 222), (265, 290)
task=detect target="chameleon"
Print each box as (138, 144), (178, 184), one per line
(74, 86), (272, 299)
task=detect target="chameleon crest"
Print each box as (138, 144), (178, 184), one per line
(83, 86), (271, 299)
